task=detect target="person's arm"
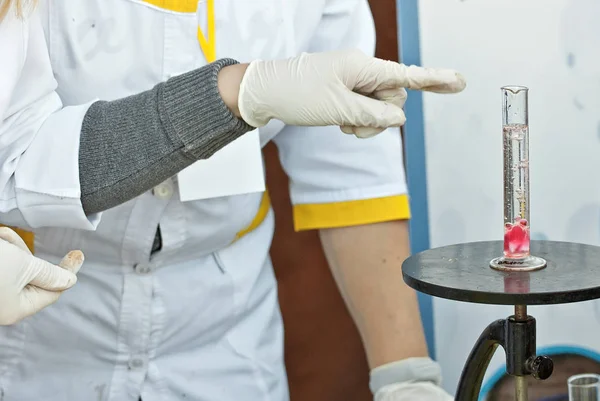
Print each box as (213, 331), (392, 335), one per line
(78, 60), (253, 214)
(320, 222), (450, 400)
(273, 1), (455, 400)
(319, 220), (427, 367)
(273, 122), (447, 399)
(0, 6), (255, 227)
(1, 4), (462, 229)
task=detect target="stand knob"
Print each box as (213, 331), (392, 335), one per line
(528, 356), (554, 380)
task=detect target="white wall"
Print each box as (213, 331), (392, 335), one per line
(417, 0), (600, 395)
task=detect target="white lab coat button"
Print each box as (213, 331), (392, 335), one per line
(134, 264), (151, 274)
(153, 180), (173, 199)
(128, 358), (145, 370)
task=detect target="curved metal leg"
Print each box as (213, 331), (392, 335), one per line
(454, 313), (553, 401)
(455, 319), (506, 401)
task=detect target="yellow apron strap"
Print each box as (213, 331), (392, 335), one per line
(234, 191), (271, 242)
(197, 0), (216, 63)
(0, 225), (35, 253)
(195, 0), (270, 241)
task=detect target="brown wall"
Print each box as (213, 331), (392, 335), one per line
(265, 2), (400, 400)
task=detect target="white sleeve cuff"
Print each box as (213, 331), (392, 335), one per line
(14, 98), (101, 230)
(290, 182), (407, 206)
(370, 357), (443, 394)
(16, 188), (100, 230)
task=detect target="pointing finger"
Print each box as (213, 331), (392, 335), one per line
(358, 58), (466, 94)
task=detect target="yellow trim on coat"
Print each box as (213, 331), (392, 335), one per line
(142, 0), (198, 13)
(197, 0), (216, 62)
(293, 194), (411, 232)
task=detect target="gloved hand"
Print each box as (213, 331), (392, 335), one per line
(0, 227), (84, 325)
(371, 357), (454, 401)
(238, 48), (466, 138)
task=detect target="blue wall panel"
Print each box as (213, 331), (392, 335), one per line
(397, 0), (436, 358)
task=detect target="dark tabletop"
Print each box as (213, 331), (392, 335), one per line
(402, 241), (600, 305)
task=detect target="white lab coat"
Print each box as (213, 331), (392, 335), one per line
(0, 1), (409, 400)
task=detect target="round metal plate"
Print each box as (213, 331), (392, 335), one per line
(402, 241), (600, 305)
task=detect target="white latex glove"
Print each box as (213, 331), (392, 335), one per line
(371, 358), (454, 401)
(375, 382), (454, 401)
(238, 48), (466, 138)
(0, 227), (83, 325)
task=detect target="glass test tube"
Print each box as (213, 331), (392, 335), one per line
(502, 86), (531, 259)
(569, 374), (600, 401)
(490, 86), (546, 271)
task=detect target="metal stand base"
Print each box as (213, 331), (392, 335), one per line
(402, 241), (600, 400)
(455, 305), (553, 401)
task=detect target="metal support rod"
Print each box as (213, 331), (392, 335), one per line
(516, 376), (528, 401)
(514, 305), (529, 401)
(455, 308), (551, 400)
(515, 305), (527, 321)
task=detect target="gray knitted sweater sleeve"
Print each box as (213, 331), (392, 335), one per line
(79, 58), (254, 214)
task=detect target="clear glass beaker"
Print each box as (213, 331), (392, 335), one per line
(569, 374), (600, 401)
(490, 86), (546, 271)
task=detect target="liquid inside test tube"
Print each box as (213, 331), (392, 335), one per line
(502, 87), (530, 259)
(503, 125), (530, 258)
